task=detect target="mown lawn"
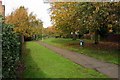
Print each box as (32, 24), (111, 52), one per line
(21, 41), (107, 78)
(42, 38), (119, 65)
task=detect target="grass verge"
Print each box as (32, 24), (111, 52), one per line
(42, 38), (119, 65)
(21, 41), (107, 78)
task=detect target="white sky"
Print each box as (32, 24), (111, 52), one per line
(2, 0), (52, 28)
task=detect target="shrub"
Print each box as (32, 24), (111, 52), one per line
(0, 14), (2, 78)
(2, 22), (21, 78)
(83, 34), (91, 40)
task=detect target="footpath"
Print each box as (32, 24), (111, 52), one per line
(36, 41), (119, 78)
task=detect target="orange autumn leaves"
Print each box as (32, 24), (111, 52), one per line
(5, 6), (43, 37)
(44, 25), (58, 37)
(50, 2), (119, 35)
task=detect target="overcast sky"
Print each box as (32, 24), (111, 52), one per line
(2, 0), (52, 28)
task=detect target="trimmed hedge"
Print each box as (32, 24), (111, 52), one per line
(2, 22), (21, 78)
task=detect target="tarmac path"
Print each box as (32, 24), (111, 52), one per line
(36, 40), (119, 78)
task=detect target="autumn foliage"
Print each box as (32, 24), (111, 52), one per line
(50, 2), (119, 43)
(5, 6), (43, 38)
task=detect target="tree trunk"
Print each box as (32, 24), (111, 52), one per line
(94, 30), (99, 44)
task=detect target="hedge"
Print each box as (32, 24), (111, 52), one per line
(2, 22), (21, 78)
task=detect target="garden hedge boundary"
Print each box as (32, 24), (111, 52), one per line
(2, 22), (21, 78)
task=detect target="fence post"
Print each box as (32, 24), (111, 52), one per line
(19, 34), (22, 58)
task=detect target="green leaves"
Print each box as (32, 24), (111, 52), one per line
(2, 22), (21, 78)
(50, 2), (119, 43)
(50, 2), (119, 34)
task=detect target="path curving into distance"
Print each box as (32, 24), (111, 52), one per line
(36, 40), (119, 78)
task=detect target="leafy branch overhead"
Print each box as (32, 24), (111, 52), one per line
(50, 2), (120, 43)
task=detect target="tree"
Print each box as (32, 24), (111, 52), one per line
(50, 2), (82, 39)
(50, 2), (120, 44)
(5, 6), (43, 41)
(79, 2), (120, 44)
(44, 25), (58, 38)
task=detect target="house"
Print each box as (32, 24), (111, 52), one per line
(0, 1), (5, 18)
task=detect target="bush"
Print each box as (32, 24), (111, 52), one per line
(2, 22), (21, 78)
(83, 34), (91, 40)
(0, 14), (2, 78)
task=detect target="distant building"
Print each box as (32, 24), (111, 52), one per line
(0, 1), (5, 18)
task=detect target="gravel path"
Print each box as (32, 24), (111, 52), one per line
(36, 41), (119, 78)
